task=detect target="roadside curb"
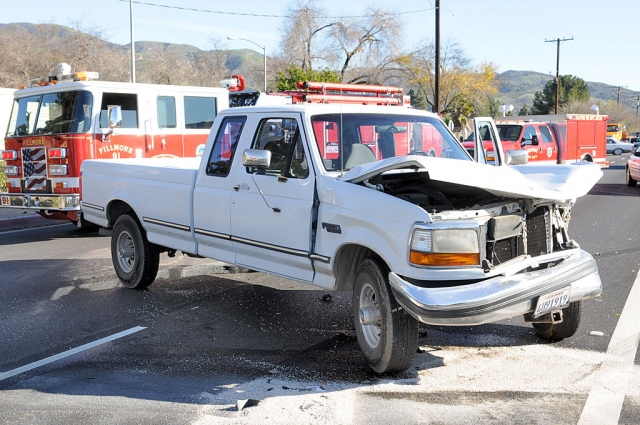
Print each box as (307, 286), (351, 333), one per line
(0, 214), (69, 233)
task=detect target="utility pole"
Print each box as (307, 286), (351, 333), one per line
(616, 86), (628, 106)
(434, 0), (440, 114)
(545, 37), (573, 113)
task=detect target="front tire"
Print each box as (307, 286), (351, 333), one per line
(533, 301), (582, 340)
(111, 214), (160, 289)
(614, 148), (623, 155)
(353, 258), (419, 374)
(627, 166), (637, 187)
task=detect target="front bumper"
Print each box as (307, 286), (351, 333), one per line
(0, 193), (80, 211)
(389, 248), (602, 326)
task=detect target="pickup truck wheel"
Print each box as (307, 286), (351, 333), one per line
(353, 258), (419, 374)
(111, 214), (160, 289)
(533, 301), (582, 340)
(626, 167), (637, 187)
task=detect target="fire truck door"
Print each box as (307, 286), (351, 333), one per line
(96, 93), (145, 159)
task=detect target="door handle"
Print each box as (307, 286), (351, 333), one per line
(233, 183), (250, 191)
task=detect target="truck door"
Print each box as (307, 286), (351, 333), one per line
(230, 114), (315, 282)
(96, 92), (144, 158)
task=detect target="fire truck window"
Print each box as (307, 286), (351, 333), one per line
(205, 116), (246, 177)
(33, 91), (93, 135)
(157, 96), (177, 129)
(539, 126), (553, 143)
(522, 126), (537, 144)
(8, 96), (39, 136)
(185, 96), (216, 129)
(100, 93), (138, 128)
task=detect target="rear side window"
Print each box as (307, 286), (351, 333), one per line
(157, 96), (176, 128)
(205, 116), (246, 177)
(539, 125), (553, 143)
(185, 96), (216, 129)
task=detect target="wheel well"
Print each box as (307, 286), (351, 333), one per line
(107, 200), (134, 227)
(580, 154), (593, 162)
(333, 244), (387, 291)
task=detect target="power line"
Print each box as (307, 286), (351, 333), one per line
(116, 0), (433, 19)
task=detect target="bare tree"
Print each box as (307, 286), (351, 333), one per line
(279, 0), (337, 71)
(328, 7), (402, 84)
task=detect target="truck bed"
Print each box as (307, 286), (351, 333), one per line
(81, 157), (201, 253)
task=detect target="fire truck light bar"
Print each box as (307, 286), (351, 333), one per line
(48, 148), (67, 159)
(2, 150), (19, 160)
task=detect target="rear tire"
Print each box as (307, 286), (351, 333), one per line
(353, 258), (419, 374)
(111, 214), (160, 289)
(533, 301), (582, 340)
(627, 167), (637, 187)
(614, 148), (623, 155)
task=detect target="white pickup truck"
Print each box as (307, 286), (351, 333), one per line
(81, 102), (603, 374)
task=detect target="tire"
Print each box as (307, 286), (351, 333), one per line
(614, 148), (623, 155)
(353, 258), (419, 374)
(533, 301), (582, 340)
(627, 166), (637, 187)
(111, 214), (160, 289)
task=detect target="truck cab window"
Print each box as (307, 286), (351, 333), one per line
(539, 126), (553, 143)
(206, 116), (246, 177)
(249, 118), (309, 179)
(100, 93), (138, 128)
(522, 126), (537, 144)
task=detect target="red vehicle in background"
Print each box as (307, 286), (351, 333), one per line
(463, 114), (609, 167)
(1, 63), (229, 225)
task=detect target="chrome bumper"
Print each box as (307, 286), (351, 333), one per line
(0, 193), (80, 211)
(389, 249), (602, 326)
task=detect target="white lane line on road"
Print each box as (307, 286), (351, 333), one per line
(0, 326), (146, 381)
(578, 270), (640, 424)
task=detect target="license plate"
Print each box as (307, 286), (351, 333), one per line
(533, 287), (571, 318)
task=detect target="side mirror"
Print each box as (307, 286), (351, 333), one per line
(531, 135), (539, 146)
(107, 105), (122, 129)
(242, 149), (271, 169)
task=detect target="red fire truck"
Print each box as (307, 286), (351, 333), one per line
(223, 76), (448, 162)
(1, 63), (229, 225)
(493, 114), (609, 167)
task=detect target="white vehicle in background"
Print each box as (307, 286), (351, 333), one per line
(0, 88), (14, 150)
(606, 136), (634, 155)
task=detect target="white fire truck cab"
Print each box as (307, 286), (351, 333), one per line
(1, 63), (229, 225)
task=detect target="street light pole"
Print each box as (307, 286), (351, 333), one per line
(227, 36), (266, 92)
(129, 0), (136, 83)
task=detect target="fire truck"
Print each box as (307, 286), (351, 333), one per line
(494, 114), (609, 167)
(1, 63), (229, 225)
(220, 75), (445, 161)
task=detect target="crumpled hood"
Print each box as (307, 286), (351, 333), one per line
(339, 156), (603, 200)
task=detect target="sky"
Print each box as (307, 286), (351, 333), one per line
(3, 0), (640, 97)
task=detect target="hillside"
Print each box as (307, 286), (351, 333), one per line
(496, 70), (639, 111)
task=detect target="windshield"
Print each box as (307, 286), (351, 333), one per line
(7, 90), (93, 136)
(310, 112), (470, 172)
(497, 125), (522, 142)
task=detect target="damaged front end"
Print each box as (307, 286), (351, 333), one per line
(352, 163), (602, 327)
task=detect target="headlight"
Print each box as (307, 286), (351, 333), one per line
(410, 227), (480, 266)
(49, 165), (68, 176)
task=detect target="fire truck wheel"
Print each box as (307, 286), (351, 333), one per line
(626, 166), (637, 187)
(111, 214), (160, 289)
(533, 301), (582, 340)
(353, 258), (419, 374)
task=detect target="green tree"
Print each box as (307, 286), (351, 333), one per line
(275, 63), (340, 91)
(531, 75), (590, 114)
(408, 89), (429, 111)
(518, 104), (531, 116)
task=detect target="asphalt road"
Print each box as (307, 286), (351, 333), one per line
(0, 154), (639, 424)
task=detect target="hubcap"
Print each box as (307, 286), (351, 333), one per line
(116, 230), (135, 273)
(359, 282), (381, 348)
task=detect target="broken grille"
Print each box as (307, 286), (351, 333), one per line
(486, 207), (551, 265)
